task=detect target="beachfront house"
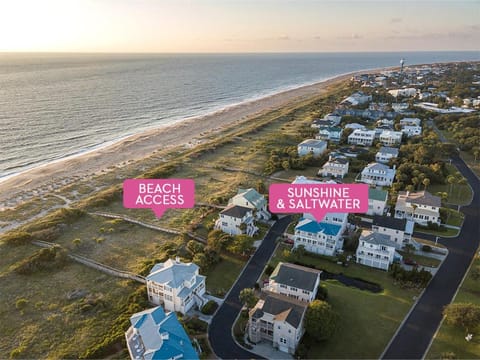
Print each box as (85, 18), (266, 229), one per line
(229, 188), (271, 221)
(367, 188), (388, 216)
(399, 117), (421, 126)
(248, 292), (307, 355)
(265, 262), (321, 303)
(319, 156), (349, 178)
(401, 125), (422, 137)
(356, 230), (402, 271)
(297, 139), (327, 157)
(146, 258), (207, 315)
(340, 91), (372, 106)
(360, 162), (396, 187)
(125, 306), (198, 360)
(293, 218), (344, 256)
(388, 88), (417, 98)
(375, 146), (399, 164)
(372, 215), (415, 249)
(344, 123), (366, 131)
(215, 205), (258, 236)
(378, 131), (403, 147)
(348, 129), (376, 146)
(394, 190), (442, 225)
(316, 126), (343, 143)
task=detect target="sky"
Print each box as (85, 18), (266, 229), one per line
(0, 0), (479, 53)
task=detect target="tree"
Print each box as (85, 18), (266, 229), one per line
(239, 288), (258, 309)
(305, 300), (338, 341)
(192, 252), (209, 271)
(443, 303), (480, 333)
(422, 178), (430, 190)
(187, 240), (204, 255)
(474, 148), (480, 163)
(227, 235), (254, 255)
(404, 243), (416, 255)
(256, 180), (266, 194)
(207, 230), (232, 252)
(447, 175), (457, 196)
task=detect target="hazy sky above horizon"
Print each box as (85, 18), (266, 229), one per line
(0, 0), (479, 53)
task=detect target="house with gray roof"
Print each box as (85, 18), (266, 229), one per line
(230, 188), (271, 220)
(394, 190), (441, 225)
(360, 162), (396, 187)
(372, 215), (415, 249)
(266, 262), (321, 302)
(125, 306), (198, 360)
(375, 146), (399, 164)
(297, 139), (327, 157)
(215, 204), (258, 236)
(146, 258), (206, 315)
(356, 230), (403, 270)
(367, 187), (388, 216)
(248, 292), (308, 354)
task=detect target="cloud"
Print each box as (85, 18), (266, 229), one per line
(390, 17), (403, 23)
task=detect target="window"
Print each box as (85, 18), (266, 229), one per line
(280, 337), (287, 344)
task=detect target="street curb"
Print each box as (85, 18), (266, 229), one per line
(379, 248), (449, 359)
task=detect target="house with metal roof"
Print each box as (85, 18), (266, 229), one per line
(379, 130), (403, 147)
(294, 218), (344, 256)
(215, 204), (258, 236)
(230, 188), (271, 221)
(375, 146), (399, 164)
(356, 230), (403, 271)
(248, 292), (308, 354)
(348, 129), (376, 146)
(319, 156), (349, 179)
(372, 215), (415, 249)
(394, 190), (442, 225)
(125, 306), (198, 360)
(316, 126), (343, 143)
(297, 139), (327, 157)
(146, 258), (206, 315)
(367, 188), (388, 216)
(266, 262), (321, 302)
(360, 162), (396, 187)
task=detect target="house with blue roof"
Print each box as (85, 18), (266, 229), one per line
(146, 258), (207, 315)
(294, 218), (344, 256)
(125, 306), (199, 360)
(230, 188), (271, 221)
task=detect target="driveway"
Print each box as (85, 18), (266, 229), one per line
(382, 154), (480, 359)
(208, 216), (292, 359)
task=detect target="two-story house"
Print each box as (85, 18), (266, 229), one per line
(248, 292), (308, 354)
(399, 117), (421, 126)
(146, 258), (207, 315)
(215, 205), (258, 236)
(294, 218), (344, 256)
(125, 306), (198, 360)
(348, 129), (376, 146)
(356, 230), (402, 271)
(316, 126), (343, 143)
(266, 262), (321, 302)
(230, 188), (271, 221)
(401, 125), (422, 137)
(372, 215), (415, 249)
(375, 146), (399, 164)
(319, 157), (349, 178)
(367, 188), (388, 216)
(378, 130), (403, 147)
(360, 162), (396, 187)
(297, 139), (327, 157)
(394, 190), (442, 225)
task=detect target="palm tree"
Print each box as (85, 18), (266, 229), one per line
(422, 178), (430, 190)
(447, 175), (456, 197)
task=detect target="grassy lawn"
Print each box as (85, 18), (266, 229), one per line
(416, 226), (460, 238)
(266, 244), (419, 358)
(444, 208), (465, 227)
(427, 255), (480, 359)
(428, 164), (473, 206)
(205, 253), (246, 298)
(397, 251), (442, 267)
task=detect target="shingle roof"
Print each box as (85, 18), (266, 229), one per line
(257, 292), (308, 328)
(372, 215), (407, 231)
(295, 218), (342, 236)
(147, 259), (200, 289)
(377, 146), (399, 156)
(220, 205), (251, 218)
(298, 139), (327, 148)
(360, 230), (397, 248)
(399, 190), (441, 207)
(270, 262), (321, 292)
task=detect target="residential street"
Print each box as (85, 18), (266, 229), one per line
(382, 154), (480, 359)
(208, 216), (292, 359)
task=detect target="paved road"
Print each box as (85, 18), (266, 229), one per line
(382, 154), (480, 359)
(208, 216), (292, 359)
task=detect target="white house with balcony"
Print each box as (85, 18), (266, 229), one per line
(146, 258), (207, 315)
(229, 188), (271, 221)
(399, 117), (421, 126)
(297, 139), (327, 157)
(375, 146), (399, 164)
(388, 88), (417, 98)
(319, 157), (349, 178)
(372, 215), (415, 249)
(356, 230), (402, 271)
(294, 218), (344, 256)
(248, 292), (307, 355)
(379, 131), (403, 147)
(215, 205), (258, 236)
(266, 262), (321, 303)
(316, 126), (343, 143)
(401, 125), (422, 137)
(341, 91), (372, 106)
(125, 306), (198, 360)
(394, 190), (442, 225)
(367, 188), (388, 216)
(348, 129), (376, 146)
(360, 162), (396, 187)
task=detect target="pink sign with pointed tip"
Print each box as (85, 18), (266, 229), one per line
(123, 179), (195, 218)
(269, 183), (369, 222)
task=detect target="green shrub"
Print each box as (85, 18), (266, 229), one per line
(15, 298), (29, 311)
(13, 246), (69, 275)
(201, 300), (218, 315)
(315, 285), (328, 301)
(1, 231), (32, 246)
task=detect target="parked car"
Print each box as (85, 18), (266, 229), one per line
(404, 258), (418, 266)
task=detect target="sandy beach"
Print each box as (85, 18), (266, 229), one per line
(0, 70), (366, 207)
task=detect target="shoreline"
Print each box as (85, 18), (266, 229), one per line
(0, 66), (392, 206)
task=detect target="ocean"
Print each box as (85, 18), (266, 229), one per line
(0, 51), (478, 180)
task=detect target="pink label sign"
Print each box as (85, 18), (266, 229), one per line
(269, 183), (369, 222)
(123, 179), (195, 218)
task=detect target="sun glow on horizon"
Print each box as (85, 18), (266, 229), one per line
(0, 0), (479, 53)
